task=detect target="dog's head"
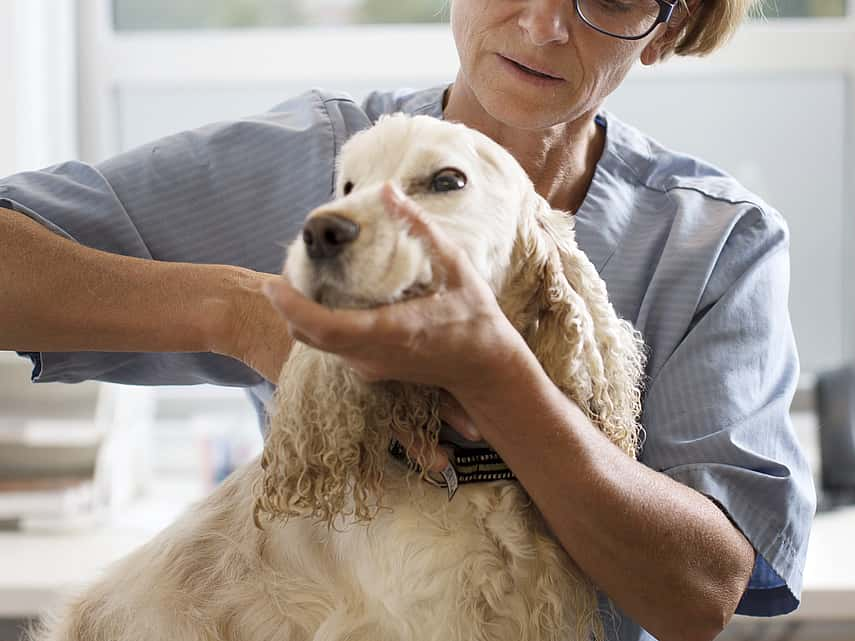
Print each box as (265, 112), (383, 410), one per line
(254, 114), (645, 528)
(284, 113), (532, 309)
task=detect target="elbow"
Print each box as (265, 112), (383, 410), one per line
(653, 615), (725, 641)
(680, 527), (755, 640)
(687, 572), (748, 641)
(696, 604), (734, 641)
(654, 583), (744, 641)
(654, 610), (729, 641)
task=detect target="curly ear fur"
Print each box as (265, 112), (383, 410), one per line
(500, 193), (647, 458)
(252, 343), (443, 529)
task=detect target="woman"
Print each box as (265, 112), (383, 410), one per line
(0, 0), (814, 639)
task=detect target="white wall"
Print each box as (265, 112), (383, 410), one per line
(0, 1), (20, 177)
(0, 0), (78, 177)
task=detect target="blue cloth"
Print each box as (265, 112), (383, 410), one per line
(0, 84), (816, 640)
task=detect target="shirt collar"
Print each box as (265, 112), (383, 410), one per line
(399, 83), (450, 119)
(573, 111), (641, 274)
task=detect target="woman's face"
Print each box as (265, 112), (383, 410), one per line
(450, 0), (670, 129)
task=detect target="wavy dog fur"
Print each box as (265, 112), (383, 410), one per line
(29, 114), (646, 641)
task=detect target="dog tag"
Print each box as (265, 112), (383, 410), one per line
(440, 462), (459, 501)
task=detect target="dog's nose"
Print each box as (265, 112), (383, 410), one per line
(302, 214), (360, 260)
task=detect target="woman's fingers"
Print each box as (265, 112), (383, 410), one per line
(381, 183), (469, 287)
(261, 185), (499, 392)
(439, 390), (481, 440)
(265, 184), (480, 352)
(397, 425), (451, 473)
(263, 278), (376, 351)
(427, 445), (452, 473)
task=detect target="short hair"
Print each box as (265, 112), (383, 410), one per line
(671, 0), (759, 56)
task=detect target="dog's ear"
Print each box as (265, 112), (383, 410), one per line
(252, 346), (390, 528)
(252, 346), (442, 529)
(517, 196), (646, 457)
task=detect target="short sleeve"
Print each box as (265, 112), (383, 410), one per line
(0, 89), (371, 386)
(639, 208), (816, 616)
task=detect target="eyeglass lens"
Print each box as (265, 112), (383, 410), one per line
(577, 0), (662, 38)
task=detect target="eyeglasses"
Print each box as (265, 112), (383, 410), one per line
(574, 0), (679, 40)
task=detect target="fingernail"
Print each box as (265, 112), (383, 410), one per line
(463, 425), (481, 440)
(431, 447), (450, 472)
(387, 183), (406, 208)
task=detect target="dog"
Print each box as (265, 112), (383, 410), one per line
(30, 113), (646, 641)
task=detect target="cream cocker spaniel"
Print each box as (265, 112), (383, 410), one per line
(31, 113), (646, 641)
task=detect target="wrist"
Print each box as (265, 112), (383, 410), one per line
(198, 265), (262, 357)
(449, 323), (535, 409)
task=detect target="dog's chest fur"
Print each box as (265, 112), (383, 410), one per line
(44, 460), (591, 641)
(256, 463), (590, 641)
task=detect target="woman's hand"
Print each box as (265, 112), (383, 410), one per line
(403, 389), (484, 473)
(263, 183), (518, 394)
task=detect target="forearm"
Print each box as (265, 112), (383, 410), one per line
(0, 208), (257, 355)
(452, 336), (755, 641)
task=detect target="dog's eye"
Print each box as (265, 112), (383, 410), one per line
(343, 181), (354, 196)
(430, 168), (467, 193)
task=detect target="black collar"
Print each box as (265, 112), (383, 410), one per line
(388, 438), (517, 500)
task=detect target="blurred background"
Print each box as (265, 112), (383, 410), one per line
(0, 0), (853, 639)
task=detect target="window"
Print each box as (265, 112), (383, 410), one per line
(111, 0), (849, 29)
(113, 0), (450, 30)
(758, 0), (847, 17)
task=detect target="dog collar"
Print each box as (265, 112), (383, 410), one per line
(388, 438), (517, 501)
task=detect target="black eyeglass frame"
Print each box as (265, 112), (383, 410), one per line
(574, 0), (679, 40)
